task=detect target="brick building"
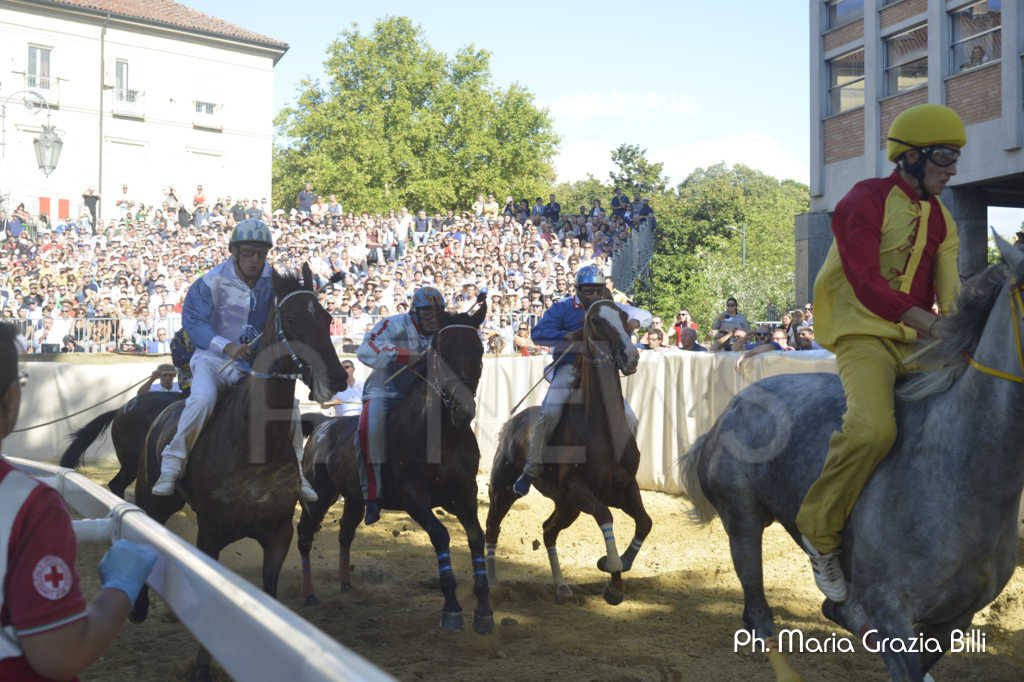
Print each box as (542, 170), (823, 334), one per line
(796, 0), (1023, 304)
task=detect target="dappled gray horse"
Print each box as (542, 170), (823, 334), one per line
(682, 233), (1024, 682)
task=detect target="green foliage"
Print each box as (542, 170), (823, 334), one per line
(549, 175), (611, 216)
(273, 17), (558, 213)
(633, 164), (809, 335)
(608, 144), (667, 196)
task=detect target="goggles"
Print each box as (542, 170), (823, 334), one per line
(923, 146), (961, 167)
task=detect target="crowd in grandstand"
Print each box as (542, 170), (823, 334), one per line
(0, 181), (815, 358)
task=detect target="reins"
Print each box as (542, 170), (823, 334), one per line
(961, 280), (1024, 384)
(407, 324), (480, 412)
(224, 287), (315, 381)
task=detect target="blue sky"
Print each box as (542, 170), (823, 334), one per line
(190, 0), (1022, 236)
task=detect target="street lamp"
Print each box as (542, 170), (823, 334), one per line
(33, 124), (63, 176)
(1, 88), (63, 176)
(725, 223), (747, 268)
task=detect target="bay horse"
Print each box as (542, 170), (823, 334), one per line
(60, 389), (184, 498)
(296, 306), (494, 633)
(681, 233), (1024, 681)
(485, 299), (652, 605)
(133, 264), (347, 681)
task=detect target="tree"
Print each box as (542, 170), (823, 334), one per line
(633, 164), (809, 335)
(608, 144), (667, 197)
(549, 175), (610, 216)
(273, 17), (559, 213)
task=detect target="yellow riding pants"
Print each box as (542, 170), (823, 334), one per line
(796, 335), (918, 554)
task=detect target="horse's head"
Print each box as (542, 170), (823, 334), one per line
(584, 299), (640, 375)
(268, 263), (347, 402)
(426, 299), (486, 428)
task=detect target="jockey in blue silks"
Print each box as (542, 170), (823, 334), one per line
(152, 219), (318, 502)
(513, 265), (651, 496)
(356, 286), (445, 525)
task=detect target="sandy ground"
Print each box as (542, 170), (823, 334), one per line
(72, 463), (1024, 682)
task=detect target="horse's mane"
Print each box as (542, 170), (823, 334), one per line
(897, 264), (1007, 401)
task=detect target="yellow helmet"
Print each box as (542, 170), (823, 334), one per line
(886, 104), (966, 162)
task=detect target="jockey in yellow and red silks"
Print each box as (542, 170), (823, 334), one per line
(797, 104), (965, 603)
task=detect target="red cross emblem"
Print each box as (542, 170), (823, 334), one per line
(32, 555), (72, 600)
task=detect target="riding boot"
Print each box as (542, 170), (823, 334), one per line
(359, 398), (386, 523)
(152, 453), (184, 496)
(291, 401), (318, 503)
(515, 412), (555, 497)
(801, 535), (848, 602)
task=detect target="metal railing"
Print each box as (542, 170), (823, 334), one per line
(610, 219), (656, 295)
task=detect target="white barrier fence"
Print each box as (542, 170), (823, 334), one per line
(6, 456), (393, 682)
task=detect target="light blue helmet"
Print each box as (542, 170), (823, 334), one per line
(412, 286), (445, 310)
(229, 219), (273, 248)
(575, 264), (606, 287)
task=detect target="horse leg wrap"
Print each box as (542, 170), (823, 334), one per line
(620, 536), (644, 572)
(437, 551), (454, 584)
(472, 557), (488, 593)
(547, 546), (565, 586)
(600, 523), (623, 572)
(485, 543), (497, 583)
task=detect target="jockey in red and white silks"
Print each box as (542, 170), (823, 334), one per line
(355, 286), (445, 524)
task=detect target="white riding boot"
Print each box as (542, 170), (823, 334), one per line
(801, 535), (848, 602)
(152, 454), (184, 496)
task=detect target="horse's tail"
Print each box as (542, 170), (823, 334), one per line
(301, 412), (330, 438)
(60, 409), (118, 469)
(680, 432), (718, 525)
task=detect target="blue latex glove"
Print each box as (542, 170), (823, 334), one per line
(98, 540), (158, 607)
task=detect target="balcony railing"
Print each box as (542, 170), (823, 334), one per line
(112, 89), (144, 119)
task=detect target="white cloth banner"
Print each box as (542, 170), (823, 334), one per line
(13, 352), (838, 495)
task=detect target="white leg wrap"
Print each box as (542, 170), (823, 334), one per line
(600, 522), (622, 572)
(547, 546), (565, 586)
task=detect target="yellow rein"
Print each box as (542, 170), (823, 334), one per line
(962, 282), (1024, 384)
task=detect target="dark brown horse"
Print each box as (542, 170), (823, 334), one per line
(60, 389), (184, 497)
(133, 264), (346, 681)
(485, 299), (653, 604)
(296, 306), (495, 634)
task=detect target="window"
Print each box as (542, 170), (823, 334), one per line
(885, 25), (927, 95)
(27, 45), (51, 89)
(826, 0), (863, 29)
(828, 49), (865, 114)
(950, 1), (1001, 72)
(195, 100), (216, 115)
(115, 60), (138, 103)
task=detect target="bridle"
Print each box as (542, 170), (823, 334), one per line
(408, 324), (481, 413)
(961, 279), (1024, 384)
(238, 288), (317, 382)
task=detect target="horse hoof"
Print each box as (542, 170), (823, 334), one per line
(192, 664), (212, 682)
(473, 612), (494, 635)
(304, 594), (319, 607)
(555, 583), (574, 602)
(440, 610), (464, 632)
(603, 583), (624, 606)
(597, 555), (623, 574)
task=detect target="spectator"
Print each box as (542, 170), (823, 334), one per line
(320, 359), (363, 417)
(486, 334), (506, 356)
(786, 309), (805, 347)
(296, 183), (315, 216)
(543, 193), (561, 222)
(794, 325), (823, 350)
(60, 334), (84, 353)
(678, 326), (707, 352)
(81, 187), (100, 227)
(138, 363), (180, 394)
(802, 303), (814, 326)
(668, 308), (699, 348)
(711, 297), (751, 336)
(735, 328), (793, 371)
(512, 322), (544, 356)
(147, 328), (171, 353)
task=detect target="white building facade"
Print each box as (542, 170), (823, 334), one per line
(0, 0), (287, 224)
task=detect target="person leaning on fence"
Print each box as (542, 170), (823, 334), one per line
(0, 322), (159, 681)
(795, 104), (965, 603)
(151, 219), (317, 502)
(138, 363), (179, 395)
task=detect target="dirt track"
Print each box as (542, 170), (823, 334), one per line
(73, 464), (1024, 682)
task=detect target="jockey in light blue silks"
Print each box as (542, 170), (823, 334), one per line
(152, 219), (318, 502)
(513, 265), (651, 496)
(356, 286), (445, 524)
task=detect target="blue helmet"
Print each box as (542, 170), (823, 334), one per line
(229, 219), (273, 248)
(412, 286), (445, 310)
(575, 265), (606, 287)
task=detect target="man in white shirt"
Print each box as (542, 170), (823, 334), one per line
(138, 364), (180, 395)
(319, 360), (363, 417)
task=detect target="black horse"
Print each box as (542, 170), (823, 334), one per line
(297, 305), (494, 634)
(133, 264), (347, 681)
(61, 390), (184, 498)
